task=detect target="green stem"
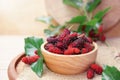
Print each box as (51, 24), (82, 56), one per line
(82, 6), (90, 21)
(104, 41), (110, 47)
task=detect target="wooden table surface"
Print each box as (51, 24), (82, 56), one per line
(0, 35), (119, 80)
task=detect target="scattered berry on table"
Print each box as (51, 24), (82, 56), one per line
(86, 63), (103, 79)
(87, 68), (95, 79)
(90, 64), (103, 75)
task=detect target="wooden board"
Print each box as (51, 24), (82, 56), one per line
(45, 0), (120, 37)
(16, 46), (120, 80)
(7, 37), (120, 80)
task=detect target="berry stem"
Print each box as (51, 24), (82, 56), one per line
(68, 25), (74, 30)
(104, 41), (110, 47)
(80, 2), (91, 21)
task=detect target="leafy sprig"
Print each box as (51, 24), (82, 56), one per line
(24, 37), (44, 77)
(38, 0), (110, 40)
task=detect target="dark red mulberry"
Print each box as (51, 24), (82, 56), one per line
(44, 43), (54, 50)
(58, 28), (70, 41)
(64, 47), (80, 55)
(90, 64), (103, 75)
(84, 42), (94, 52)
(88, 29), (96, 37)
(34, 50), (38, 55)
(99, 34), (106, 42)
(81, 48), (88, 54)
(48, 46), (63, 54)
(87, 68), (94, 79)
(98, 25), (103, 33)
(69, 37), (84, 49)
(55, 42), (64, 49)
(63, 32), (78, 47)
(86, 37), (93, 43)
(47, 36), (58, 43)
(22, 55), (40, 65)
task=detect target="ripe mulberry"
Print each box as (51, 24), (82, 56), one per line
(98, 25), (103, 33)
(99, 34), (106, 42)
(63, 32), (78, 47)
(48, 46), (63, 54)
(47, 36), (58, 43)
(87, 68), (95, 79)
(90, 64), (103, 75)
(44, 43), (54, 50)
(58, 28), (70, 41)
(69, 37), (84, 49)
(22, 55), (40, 65)
(55, 42), (64, 49)
(81, 48), (88, 54)
(64, 47), (80, 55)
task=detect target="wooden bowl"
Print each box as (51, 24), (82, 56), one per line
(41, 42), (98, 75)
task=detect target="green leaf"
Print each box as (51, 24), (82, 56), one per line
(67, 15), (86, 23)
(63, 0), (83, 9)
(44, 25), (65, 37)
(85, 18), (99, 26)
(31, 58), (43, 77)
(77, 25), (83, 32)
(24, 37), (44, 56)
(84, 19), (99, 35)
(36, 16), (52, 24)
(77, 18), (99, 33)
(86, 0), (101, 12)
(102, 65), (120, 80)
(94, 7), (110, 22)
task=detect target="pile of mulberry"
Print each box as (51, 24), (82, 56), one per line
(45, 28), (94, 55)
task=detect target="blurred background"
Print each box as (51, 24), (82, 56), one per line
(0, 0), (48, 80)
(0, 0), (47, 36)
(0, 0), (120, 37)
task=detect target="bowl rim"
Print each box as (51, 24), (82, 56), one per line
(41, 42), (98, 57)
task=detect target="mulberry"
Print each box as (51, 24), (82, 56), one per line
(58, 28), (70, 41)
(47, 36), (58, 43)
(22, 55), (40, 65)
(84, 42), (94, 52)
(69, 37), (84, 49)
(63, 32), (78, 47)
(98, 25), (103, 33)
(55, 42), (64, 49)
(87, 68), (94, 79)
(99, 34), (106, 42)
(44, 43), (54, 50)
(90, 64), (103, 75)
(48, 46), (63, 54)
(81, 48), (88, 54)
(64, 47), (80, 55)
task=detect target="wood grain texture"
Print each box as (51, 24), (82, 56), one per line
(9, 44), (120, 80)
(5, 37), (120, 80)
(41, 42), (97, 75)
(8, 54), (25, 80)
